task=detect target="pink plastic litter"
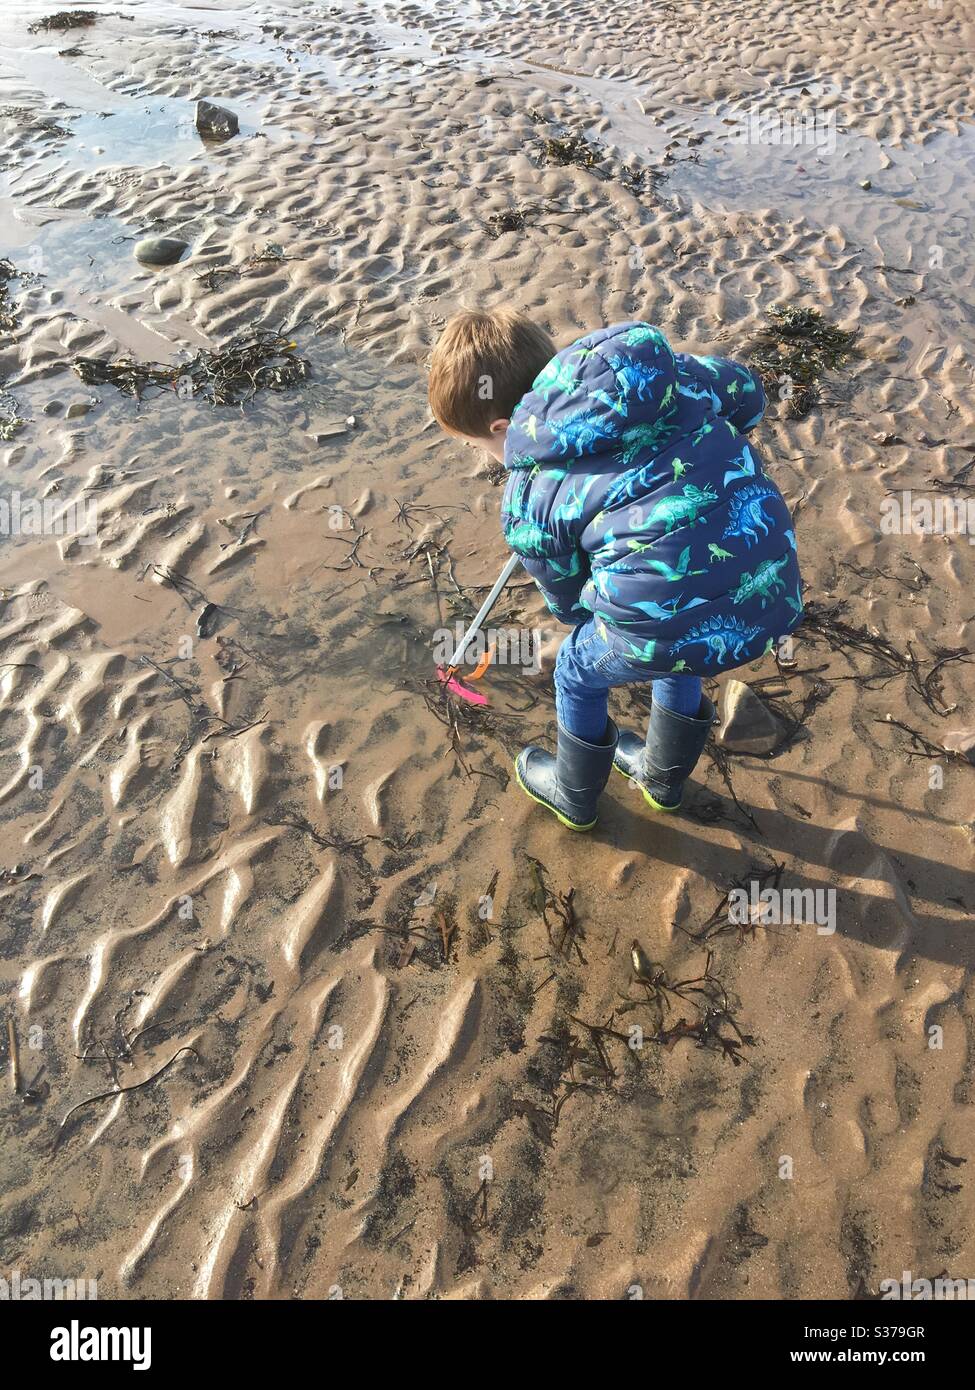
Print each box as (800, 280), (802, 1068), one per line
(436, 666), (489, 705)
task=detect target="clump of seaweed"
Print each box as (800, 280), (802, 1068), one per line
(541, 134), (603, 169)
(513, 1018), (620, 1145)
(621, 945), (756, 1064)
(511, 946), (754, 1148)
(524, 854), (585, 964)
(27, 9), (98, 32)
(487, 209), (528, 238)
(618, 162), (648, 192)
(0, 107), (71, 143)
(72, 328), (309, 405)
(0, 258), (41, 334)
(538, 133), (652, 195)
(415, 677), (522, 782)
(874, 715), (975, 771)
(359, 876), (461, 971)
(0, 389), (29, 441)
(684, 863), (786, 943)
(748, 304), (859, 418)
(194, 244), (287, 291)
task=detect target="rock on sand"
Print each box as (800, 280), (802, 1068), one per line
(134, 236), (188, 266)
(716, 679), (785, 754)
(195, 100), (239, 139)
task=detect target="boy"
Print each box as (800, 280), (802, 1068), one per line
(428, 309), (803, 831)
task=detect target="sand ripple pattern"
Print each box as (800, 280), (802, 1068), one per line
(0, 0), (972, 1299)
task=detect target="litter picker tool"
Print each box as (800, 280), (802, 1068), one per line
(436, 551), (522, 704)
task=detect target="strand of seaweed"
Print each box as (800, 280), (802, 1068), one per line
(524, 853), (585, 973)
(267, 810), (427, 961)
(512, 1011), (621, 1149)
(54, 1000), (202, 1150)
(268, 810), (417, 868)
(799, 599), (970, 716)
(367, 894), (461, 970)
(874, 715), (975, 771)
(679, 862), (787, 943)
(138, 655), (268, 766)
(411, 678), (530, 783)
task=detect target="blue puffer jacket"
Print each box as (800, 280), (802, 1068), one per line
(500, 321), (803, 673)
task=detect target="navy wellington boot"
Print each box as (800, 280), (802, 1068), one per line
(614, 696), (716, 811)
(515, 719), (619, 831)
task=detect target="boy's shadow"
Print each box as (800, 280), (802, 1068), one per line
(596, 770), (975, 970)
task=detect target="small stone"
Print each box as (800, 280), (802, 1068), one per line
(716, 679), (785, 755)
(308, 419), (350, 444)
(134, 236), (188, 267)
(66, 401), (92, 419)
(859, 178), (871, 190)
(195, 99), (239, 140)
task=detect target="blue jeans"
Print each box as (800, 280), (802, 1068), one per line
(555, 620), (703, 741)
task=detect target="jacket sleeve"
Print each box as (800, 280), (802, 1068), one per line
(501, 471), (590, 625)
(517, 549), (591, 626)
(678, 352), (766, 433)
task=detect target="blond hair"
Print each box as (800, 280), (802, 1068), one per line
(428, 308), (556, 436)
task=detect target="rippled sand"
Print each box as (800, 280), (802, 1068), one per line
(0, 0), (973, 1299)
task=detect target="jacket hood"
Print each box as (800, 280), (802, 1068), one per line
(504, 322), (680, 471)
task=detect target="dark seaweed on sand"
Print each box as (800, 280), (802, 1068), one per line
(0, 257), (38, 335)
(686, 862), (786, 943)
(747, 304), (859, 418)
(623, 947), (756, 1064)
(874, 715), (975, 770)
(0, 259), (44, 449)
(416, 679), (522, 783)
(523, 855), (584, 963)
(0, 106), (71, 141)
(72, 329), (309, 405)
(0, 260), (18, 313)
(487, 209), (528, 238)
(542, 134), (603, 169)
(514, 947), (755, 1146)
(0, 390), (28, 441)
(800, 598), (970, 716)
(539, 134), (649, 192)
(27, 10), (99, 32)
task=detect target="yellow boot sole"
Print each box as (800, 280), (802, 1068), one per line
(514, 759), (597, 831)
(613, 761), (681, 813)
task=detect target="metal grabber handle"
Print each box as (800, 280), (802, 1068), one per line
(444, 551), (522, 675)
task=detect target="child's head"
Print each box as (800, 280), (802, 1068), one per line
(428, 308), (556, 462)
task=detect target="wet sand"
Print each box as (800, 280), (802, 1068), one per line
(0, 0), (973, 1299)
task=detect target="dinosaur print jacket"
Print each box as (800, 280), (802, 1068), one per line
(500, 321), (803, 672)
